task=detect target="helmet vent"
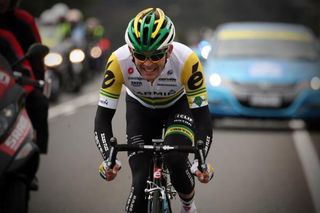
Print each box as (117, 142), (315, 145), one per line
(152, 24), (158, 33)
(137, 22), (142, 34)
(145, 16), (152, 24)
(154, 33), (167, 47)
(142, 28), (149, 46)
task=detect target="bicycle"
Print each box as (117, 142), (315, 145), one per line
(106, 131), (208, 213)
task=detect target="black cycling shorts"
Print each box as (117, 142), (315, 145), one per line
(124, 93), (195, 213)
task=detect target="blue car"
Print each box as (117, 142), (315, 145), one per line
(202, 22), (320, 126)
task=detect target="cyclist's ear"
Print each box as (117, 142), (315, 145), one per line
(166, 44), (173, 58)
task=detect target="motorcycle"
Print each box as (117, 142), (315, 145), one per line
(39, 23), (88, 101)
(44, 38), (87, 95)
(87, 37), (110, 73)
(0, 43), (49, 213)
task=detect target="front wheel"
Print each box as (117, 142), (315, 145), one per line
(148, 191), (162, 213)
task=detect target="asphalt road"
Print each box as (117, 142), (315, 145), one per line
(29, 77), (320, 213)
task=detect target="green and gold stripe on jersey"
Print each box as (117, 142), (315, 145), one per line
(126, 87), (185, 109)
(165, 124), (195, 143)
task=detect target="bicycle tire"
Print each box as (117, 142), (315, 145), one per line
(163, 193), (172, 213)
(148, 191), (162, 213)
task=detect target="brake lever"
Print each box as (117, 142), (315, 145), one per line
(196, 140), (207, 173)
(106, 137), (117, 170)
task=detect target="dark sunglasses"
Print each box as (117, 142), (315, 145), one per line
(132, 48), (168, 63)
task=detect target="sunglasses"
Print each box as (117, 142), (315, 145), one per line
(132, 48), (168, 63)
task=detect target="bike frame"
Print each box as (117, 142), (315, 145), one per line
(145, 138), (175, 213)
(107, 137), (207, 213)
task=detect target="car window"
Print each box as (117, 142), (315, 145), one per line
(211, 29), (319, 61)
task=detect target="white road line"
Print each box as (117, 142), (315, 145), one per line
(292, 127), (320, 213)
(48, 91), (98, 119)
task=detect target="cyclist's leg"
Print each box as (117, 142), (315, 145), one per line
(162, 96), (198, 212)
(125, 94), (163, 213)
(163, 95), (195, 195)
(126, 153), (151, 213)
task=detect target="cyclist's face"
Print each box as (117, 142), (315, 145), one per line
(131, 45), (173, 82)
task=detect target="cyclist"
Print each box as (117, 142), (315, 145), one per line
(94, 8), (214, 213)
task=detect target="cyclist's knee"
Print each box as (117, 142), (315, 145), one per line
(165, 120), (194, 147)
(164, 151), (188, 170)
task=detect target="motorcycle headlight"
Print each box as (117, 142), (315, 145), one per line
(69, 49), (85, 63)
(90, 46), (102, 59)
(0, 103), (18, 138)
(44, 52), (63, 67)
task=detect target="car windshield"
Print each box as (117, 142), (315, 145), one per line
(212, 30), (319, 60)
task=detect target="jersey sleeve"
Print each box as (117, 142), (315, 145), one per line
(98, 53), (124, 109)
(95, 53), (124, 160)
(180, 52), (208, 109)
(181, 51), (213, 159)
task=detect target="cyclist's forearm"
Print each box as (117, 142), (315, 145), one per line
(191, 105), (213, 159)
(94, 106), (116, 160)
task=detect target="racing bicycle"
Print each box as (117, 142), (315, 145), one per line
(106, 132), (207, 213)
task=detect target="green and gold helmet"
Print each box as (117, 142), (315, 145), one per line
(125, 8), (175, 52)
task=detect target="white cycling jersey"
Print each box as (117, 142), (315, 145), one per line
(98, 41), (208, 109)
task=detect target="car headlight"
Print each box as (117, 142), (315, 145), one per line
(310, 77), (320, 90)
(90, 46), (102, 59)
(0, 103), (18, 138)
(198, 40), (212, 60)
(209, 73), (222, 87)
(69, 49), (85, 63)
(200, 45), (212, 60)
(44, 52), (63, 67)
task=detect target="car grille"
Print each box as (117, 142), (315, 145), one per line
(230, 81), (297, 109)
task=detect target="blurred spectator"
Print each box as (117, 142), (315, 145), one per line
(85, 17), (105, 41)
(85, 16), (110, 71)
(65, 8), (86, 46)
(0, 28), (34, 91)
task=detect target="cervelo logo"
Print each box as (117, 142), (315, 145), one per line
(0, 109), (31, 156)
(153, 167), (162, 179)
